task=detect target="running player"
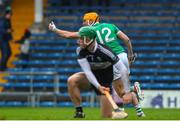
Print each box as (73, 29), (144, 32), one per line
(49, 12), (134, 71)
(73, 26), (144, 118)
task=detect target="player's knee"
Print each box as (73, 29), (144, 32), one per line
(122, 96), (130, 104)
(67, 76), (77, 87)
(122, 93), (132, 104)
(120, 92), (125, 98)
(116, 90), (125, 98)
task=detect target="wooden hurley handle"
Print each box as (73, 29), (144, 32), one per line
(104, 91), (119, 110)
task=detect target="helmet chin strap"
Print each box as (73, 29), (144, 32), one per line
(83, 36), (95, 47)
(87, 20), (95, 26)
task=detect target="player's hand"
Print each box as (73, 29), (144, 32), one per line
(128, 53), (137, 65)
(98, 86), (110, 94)
(49, 21), (57, 31)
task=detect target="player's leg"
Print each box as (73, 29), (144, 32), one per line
(100, 93), (128, 119)
(113, 61), (145, 117)
(92, 66), (117, 118)
(67, 69), (114, 118)
(112, 53), (129, 107)
(100, 95), (113, 118)
(112, 88), (124, 109)
(118, 53), (144, 101)
(117, 52), (130, 74)
(67, 72), (90, 118)
(112, 78), (145, 117)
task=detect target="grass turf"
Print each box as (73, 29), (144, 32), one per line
(0, 107), (179, 120)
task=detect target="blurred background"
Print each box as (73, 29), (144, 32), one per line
(0, 0), (179, 109)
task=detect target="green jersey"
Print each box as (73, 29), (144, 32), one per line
(93, 23), (125, 55)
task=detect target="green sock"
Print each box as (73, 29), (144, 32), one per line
(135, 104), (143, 115)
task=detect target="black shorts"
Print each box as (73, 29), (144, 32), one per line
(91, 65), (113, 95)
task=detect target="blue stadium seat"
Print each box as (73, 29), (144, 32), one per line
(30, 39), (77, 44)
(2, 82), (67, 88)
(57, 102), (73, 107)
(31, 53), (77, 59)
(0, 101), (5, 106)
(157, 69), (180, 75)
(59, 92), (92, 97)
(134, 60), (180, 67)
(140, 75), (180, 82)
(57, 68), (81, 74)
(7, 68), (57, 72)
(13, 60), (78, 66)
(5, 101), (24, 107)
(39, 102), (55, 107)
(59, 75), (68, 81)
(57, 102), (92, 107)
(4, 75), (32, 80)
(131, 68), (180, 75)
(131, 68), (155, 75)
(137, 53), (180, 59)
(142, 83), (180, 89)
(30, 46), (77, 51)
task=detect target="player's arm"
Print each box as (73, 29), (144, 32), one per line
(49, 21), (80, 39)
(77, 58), (109, 94)
(117, 31), (135, 64)
(117, 31), (133, 54)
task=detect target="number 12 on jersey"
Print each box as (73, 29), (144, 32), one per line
(96, 27), (115, 44)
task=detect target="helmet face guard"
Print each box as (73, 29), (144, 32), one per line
(78, 26), (97, 48)
(87, 20), (94, 26)
(82, 36), (95, 46)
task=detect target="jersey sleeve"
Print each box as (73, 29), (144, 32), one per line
(77, 58), (100, 89)
(112, 24), (121, 34)
(76, 47), (87, 59)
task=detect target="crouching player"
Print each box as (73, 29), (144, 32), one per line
(69, 26), (145, 118)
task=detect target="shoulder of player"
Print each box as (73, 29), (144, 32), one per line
(98, 23), (118, 29)
(97, 44), (118, 61)
(76, 47), (88, 56)
(97, 43), (112, 51)
(99, 22), (113, 26)
(76, 47), (82, 55)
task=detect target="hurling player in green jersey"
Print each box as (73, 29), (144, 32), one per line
(49, 12), (145, 117)
(49, 12), (134, 73)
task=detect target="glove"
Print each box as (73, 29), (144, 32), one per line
(49, 21), (57, 31)
(128, 53), (137, 64)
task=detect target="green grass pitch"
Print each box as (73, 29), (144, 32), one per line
(0, 107), (179, 120)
